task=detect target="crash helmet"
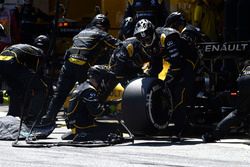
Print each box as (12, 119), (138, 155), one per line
(33, 35), (50, 52)
(164, 12), (186, 30)
(133, 19), (155, 47)
(120, 17), (135, 39)
(90, 14), (110, 31)
(181, 25), (202, 43)
(87, 65), (115, 91)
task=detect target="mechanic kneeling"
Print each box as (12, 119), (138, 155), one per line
(202, 61), (250, 142)
(64, 65), (116, 141)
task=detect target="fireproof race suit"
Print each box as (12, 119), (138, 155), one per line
(65, 81), (106, 131)
(105, 37), (162, 98)
(109, 37), (160, 81)
(0, 44), (48, 122)
(154, 27), (198, 137)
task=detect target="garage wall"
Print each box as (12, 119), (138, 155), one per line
(101, 0), (127, 36)
(48, 0), (127, 36)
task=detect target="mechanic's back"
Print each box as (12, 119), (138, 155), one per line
(70, 16), (119, 66)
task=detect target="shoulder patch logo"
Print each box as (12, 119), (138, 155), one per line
(126, 43), (134, 57)
(160, 33), (166, 47)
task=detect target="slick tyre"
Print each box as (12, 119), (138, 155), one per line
(122, 77), (173, 135)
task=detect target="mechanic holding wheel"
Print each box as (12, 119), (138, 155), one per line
(133, 19), (199, 142)
(106, 35), (162, 96)
(41, 14), (120, 126)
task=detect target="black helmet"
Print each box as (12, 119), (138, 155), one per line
(164, 12), (186, 30)
(90, 14), (110, 31)
(181, 25), (201, 43)
(88, 65), (115, 90)
(134, 19), (155, 47)
(120, 17), (135, 39)
(33, 35), (49, 51)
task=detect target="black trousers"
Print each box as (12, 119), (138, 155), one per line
(214, 74), (250, 138)
(46, 60), (89, 119)
(0, 60), (48, 119)
(164, 65), (195, 136)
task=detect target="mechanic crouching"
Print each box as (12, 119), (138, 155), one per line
(63, 65), (116, 141)
(0, 35), (49, 124)
(133, 19), (199, 141)
(202, 61), (250, 142)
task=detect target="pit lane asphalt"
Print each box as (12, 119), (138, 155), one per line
(1, 105), (250, 167)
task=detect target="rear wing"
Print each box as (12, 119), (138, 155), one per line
(197, 41), (250, 59)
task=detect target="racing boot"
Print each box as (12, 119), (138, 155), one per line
(72, 122), (122, 142)
(170, 135), (182, 143)
(40, 112), (57, 127)
(201, 132), (220, 143)
(202, 109), (240, 143)
(72, 125), (109, 142)
(61, 130), (76, 140)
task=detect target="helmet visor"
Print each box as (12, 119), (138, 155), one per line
(136, 31), (155, 47)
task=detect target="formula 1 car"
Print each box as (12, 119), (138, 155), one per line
(60, 40), (250, 138)
(112, 41), (250, 137)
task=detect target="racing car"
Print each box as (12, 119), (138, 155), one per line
(105, 40), (250, 137)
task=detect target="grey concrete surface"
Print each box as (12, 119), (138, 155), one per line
(1, 105), (250, 167)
